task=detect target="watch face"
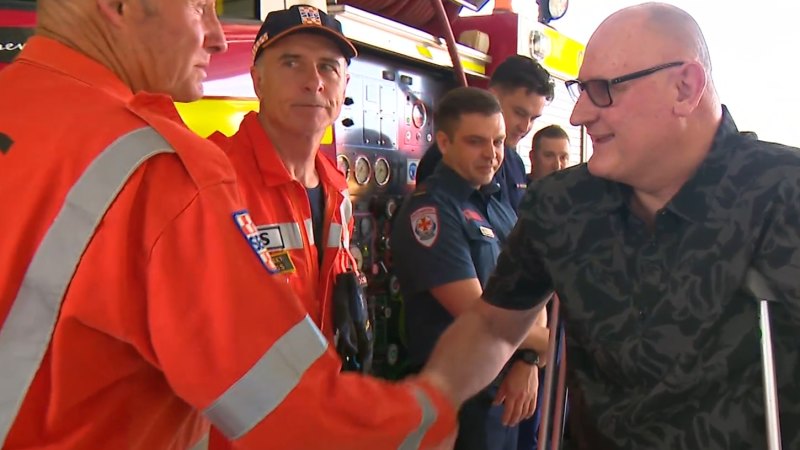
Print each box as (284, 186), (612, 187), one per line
(548, 0), (569, 19)
(517, 350), (540, 365)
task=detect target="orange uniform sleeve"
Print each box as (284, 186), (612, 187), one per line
(146, 180), (456, 449)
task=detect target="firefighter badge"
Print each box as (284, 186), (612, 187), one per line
(410, 206), (439, 248)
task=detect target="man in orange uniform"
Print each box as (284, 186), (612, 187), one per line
(209, 4), (361, 356)
(0, 0), (460, 448)
(206, 6), (368, 448)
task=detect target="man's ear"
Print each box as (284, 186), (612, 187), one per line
(674, 61), (707, 117)
(96, 0), (127, 26)
(250, 64), (263, 100)
(435, 130), (450, 155)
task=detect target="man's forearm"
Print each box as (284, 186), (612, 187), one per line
(518, 307), (549, 355)
(518, 326), (549, 356)
(420, 300), (542, 406)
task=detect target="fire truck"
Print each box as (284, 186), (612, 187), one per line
(0, 0), (587, 380)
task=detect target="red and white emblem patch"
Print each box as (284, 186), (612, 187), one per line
(410, 206), (439, 248)
(233, 210), (278, 274)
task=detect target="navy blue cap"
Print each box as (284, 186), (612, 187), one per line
(252, 4), (357, 63)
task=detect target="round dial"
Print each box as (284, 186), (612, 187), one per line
(385, 198), (398, 218)
(411, 102), (427, 128)
(389, 275), (401, 295)
(548, 0), (568, 20)
(354, 156), (371, 185)
(374, 157), (391, 186)
(336, 154), (351, 180)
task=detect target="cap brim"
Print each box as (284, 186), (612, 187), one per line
(254, 25), (358, 62)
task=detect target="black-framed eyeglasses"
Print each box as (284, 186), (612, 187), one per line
(565, 61), (685, 108)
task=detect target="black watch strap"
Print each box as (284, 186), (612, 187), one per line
(513, 349), (540, 366)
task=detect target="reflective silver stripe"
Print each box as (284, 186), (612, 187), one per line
(304, 218), (314, 246)
(398, 387), (438, 450)
(204, 315), (328, 439)
(325, 189), (352, 249)
(327, 223), (343, 248)
(256, 222), (304, 250)
(0, 127), (174, 445)
(340, 189), (352, 249)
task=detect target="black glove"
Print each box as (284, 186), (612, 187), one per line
(333, 270), (374, 373)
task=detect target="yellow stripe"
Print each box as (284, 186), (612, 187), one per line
(539, 27), (585, 79)
(461, 59), (485, 75)
(416, 44), (433, 60)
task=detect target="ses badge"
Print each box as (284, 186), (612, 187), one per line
(410, 206), (439, 247)
(233, 210), (278, 274)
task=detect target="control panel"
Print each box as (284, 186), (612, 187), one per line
(334, 51), (453, 379)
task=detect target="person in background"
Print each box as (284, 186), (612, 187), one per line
(415, 55), (554, 211)
(393, 87), (549, 450)
(206, 6), (374, 448)
(527, 124), (570, 184)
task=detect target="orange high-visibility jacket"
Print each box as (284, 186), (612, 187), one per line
(0, 36), (455, 450)
(209, 112), (354, 341)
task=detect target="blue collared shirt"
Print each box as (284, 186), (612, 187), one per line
(392, 164), (518, 366)
(415, 142), (529, 212)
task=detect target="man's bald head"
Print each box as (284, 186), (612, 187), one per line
(588, 3), (711, 74)
(570, 2), (723, 197)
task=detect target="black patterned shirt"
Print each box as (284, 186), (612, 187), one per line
(483, 107), (800, 449)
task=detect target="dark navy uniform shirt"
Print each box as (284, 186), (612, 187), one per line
(415, 142), (529, 211)
(483, 107), (800, 450)
(392, 164), (518, 367)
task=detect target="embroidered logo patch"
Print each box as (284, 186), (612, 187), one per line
(299, 6), (322, 25)
(233, 210), (278, 274)
(410, 206), (439, 247)
(269, 250), (296, 274)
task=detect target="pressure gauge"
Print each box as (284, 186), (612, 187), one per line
(336, 154), (351, 180)
(354, 156), (371, 185)
(385, 198), (398, 218)
(411, 101), (427, 128)
(374, 157), (391, 186)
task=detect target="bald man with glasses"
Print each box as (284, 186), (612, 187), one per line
(419, 3), (800, 450)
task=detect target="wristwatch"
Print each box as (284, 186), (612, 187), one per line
(513, 349), (540, 367)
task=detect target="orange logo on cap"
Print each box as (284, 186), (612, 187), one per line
(298, 6), (322, 25)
